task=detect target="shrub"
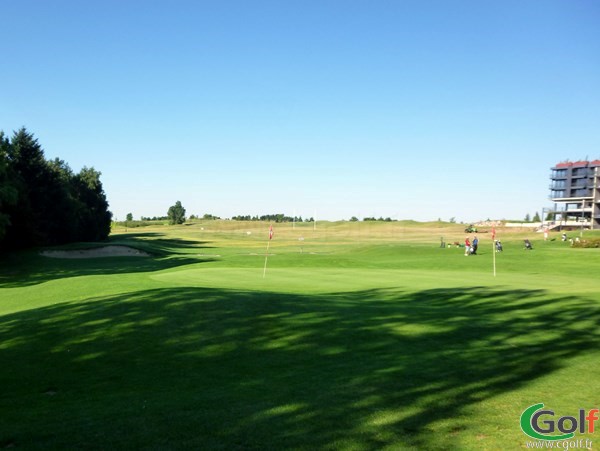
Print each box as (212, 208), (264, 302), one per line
(572, 238), (600, 248)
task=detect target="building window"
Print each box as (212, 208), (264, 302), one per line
(572, 168), (590, 178)
(552, 169), (568, 179)
(572, 189), (590, 197)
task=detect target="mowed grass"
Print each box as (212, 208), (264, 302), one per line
(1, 221), (599, 450)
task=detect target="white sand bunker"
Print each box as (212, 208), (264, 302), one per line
(41, 245), (150, 259)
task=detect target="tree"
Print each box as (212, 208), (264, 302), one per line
(72, 166), (112, 241)
(0, 132), (17, 241)
(0, 128), (113, 251)
(45, 158), (79, 244)
(532, 212), (541, 222)
(126, 213), (133, 222)
(4, 128), (52, 247)
(168, 201), (186, 225)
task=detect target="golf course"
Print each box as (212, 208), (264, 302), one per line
(1, 220), (599, 450)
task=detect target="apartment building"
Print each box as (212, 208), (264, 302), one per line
(549, 160), (600, 230)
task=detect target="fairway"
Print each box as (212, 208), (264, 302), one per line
(1, 221), (599, 450)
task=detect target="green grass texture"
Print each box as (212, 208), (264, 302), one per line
(1, 221), (599, 450)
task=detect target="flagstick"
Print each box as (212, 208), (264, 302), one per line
(262, 239), (271, 278)
(263, 225), (273, 278)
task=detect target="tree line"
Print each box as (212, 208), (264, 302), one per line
(231, 214), (313, 223)
(0, 128), (112, 251)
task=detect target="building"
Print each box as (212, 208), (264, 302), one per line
(549, 160), (600, 230)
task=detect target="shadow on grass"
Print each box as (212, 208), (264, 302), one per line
(1, 286), (599, 449)
(108, 232), (213, 255)
(0, 233), (215, 288)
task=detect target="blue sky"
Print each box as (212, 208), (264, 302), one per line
(2, 1), (599, 222)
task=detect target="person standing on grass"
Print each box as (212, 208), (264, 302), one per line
(472, 236), (479, 255)
(465, 236), (471, 256)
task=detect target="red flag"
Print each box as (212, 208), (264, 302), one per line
(491, 227), (496, 240)
(269, 225), (274, 240)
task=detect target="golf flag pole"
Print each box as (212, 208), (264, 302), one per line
(492, 227), (496, 277)
(263, 225), (274, 278)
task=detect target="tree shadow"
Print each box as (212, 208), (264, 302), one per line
(1, 286), (599, 449)
(0, 233), (215, 288)
(109, 232), (214, 255)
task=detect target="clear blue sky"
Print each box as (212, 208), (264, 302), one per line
(2, 0), (599, 222)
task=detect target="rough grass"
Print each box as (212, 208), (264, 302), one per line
(1, 221), (599, 450)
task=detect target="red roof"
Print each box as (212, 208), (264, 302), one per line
(554, 160), (600, 168)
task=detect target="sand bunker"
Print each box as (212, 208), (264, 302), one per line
(40, 245), (150, 259)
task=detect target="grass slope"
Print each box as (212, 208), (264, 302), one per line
(1, 221), (599, 450)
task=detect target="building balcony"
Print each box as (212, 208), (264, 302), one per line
(570, 189), (591, 196)
(550, 196), (594, 202)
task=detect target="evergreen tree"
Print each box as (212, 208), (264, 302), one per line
(4, 128), (48, 247)
(0, 132), (17, 242)
(0, 127), (113, 250)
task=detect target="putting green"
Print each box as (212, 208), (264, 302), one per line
(153, 267), (437, 293)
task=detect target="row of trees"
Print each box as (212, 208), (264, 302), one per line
(129, 212), (399, 225)
(524, 212), (542, 222)
(0, 128), (112, 251)
(359, 216), (395, 222)
(140, 215), (169, 221)
(231, 214), (314, 223)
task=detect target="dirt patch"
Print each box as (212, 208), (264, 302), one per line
(40, 245), (150, 259)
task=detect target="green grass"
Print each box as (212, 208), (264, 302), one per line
(1, 221), (599, 450)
